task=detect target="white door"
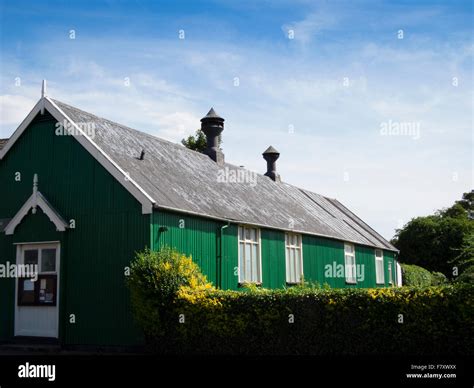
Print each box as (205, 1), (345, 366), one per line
(15, 243), (60, 338)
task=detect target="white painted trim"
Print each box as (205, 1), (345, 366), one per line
(14, 242), (60, 338)
(4, 191), (68, 235)
(0, 97), (155, 214)
(375, 249), (385, 285)
(388, 261), (393, 285)
(396, 261), (403, 286)
(14, 241), (61, 245)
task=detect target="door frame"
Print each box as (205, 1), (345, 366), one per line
(14, 241), (61, 338)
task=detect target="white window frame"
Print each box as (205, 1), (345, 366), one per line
(285, 233), (303, 284)
(238, 226), (262, 284)
(344, 243), (357, 284)
(388, 261), (393, 285)
(375, 249), (385, 285)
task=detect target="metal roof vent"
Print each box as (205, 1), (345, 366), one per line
(263, 146), (281, 182)
(201, 108), (225, 165)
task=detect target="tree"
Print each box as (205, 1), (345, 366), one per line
(181, 129), (222, 153)
(181, 129), (207, 153)
(392, 191), (474, 277)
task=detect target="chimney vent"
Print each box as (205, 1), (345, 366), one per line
(262, 146), (281, 182)
(201, 108), (225, 165)
(139, 149), (145, 160)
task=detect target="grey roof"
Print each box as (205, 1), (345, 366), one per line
(263, 146), (280, 155)
(52, 99), (397, 251)
(202, 107), (223, 120)
(0, 139), (8, 150)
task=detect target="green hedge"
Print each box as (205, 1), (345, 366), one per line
(128, 249), (474, 355)
(401, 263), (433, 286)
(169, 285), (473, 355)
(456, 265), (474, 284)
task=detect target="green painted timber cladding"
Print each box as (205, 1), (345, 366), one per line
(0, 112), (149, 345)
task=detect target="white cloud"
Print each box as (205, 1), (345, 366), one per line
(282, 10), (336, 44)
(0, 94), (36, 126)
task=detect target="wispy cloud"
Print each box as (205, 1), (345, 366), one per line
(282, 10), (337, 44)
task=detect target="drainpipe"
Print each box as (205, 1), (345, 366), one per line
(218, 222), (230, 289)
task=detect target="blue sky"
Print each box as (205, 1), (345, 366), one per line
(0, 0), (472, 239)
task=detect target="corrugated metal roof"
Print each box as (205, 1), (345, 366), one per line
(52, 99), (397, 251)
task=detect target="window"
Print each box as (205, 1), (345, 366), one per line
(285, 233), (303, 284)
(375, 249), (385, 284)
(18, 246), (58, 306)
(238, 226), (261, 284)
(388, 262), (393, 285)
(344, 243), (356, 284)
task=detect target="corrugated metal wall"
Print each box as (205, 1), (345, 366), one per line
(151, 211), (240, 290)
(151, 211), (218, 286)
(261, 229), (286, 288)
(303, 235), (345, 287)
(0, 113), (149, 346)
(302, 235), (394, 287)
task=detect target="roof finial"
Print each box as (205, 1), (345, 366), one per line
(40, 80), (47, 115)
(32, 174), (38, 214)
(41, 80), (47, 98)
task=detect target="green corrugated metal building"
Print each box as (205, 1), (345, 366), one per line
(0, 85), (400, 346)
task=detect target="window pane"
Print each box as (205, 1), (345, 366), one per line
(345, 254), (355, 282)
(376, 259), (384, 283)
(245, 228), (251, 240)
(19, 279), (36, 304)
(239, 242), (245, 280)
(41, 249), (56, 272)
(239, 227), (244, 241)
(248, 228), (254, 242)
(24, 250), (38, 266)
(345, 244), (353, 254)
(289, 248), (295, 282)
(286, 248), (290, 282)
(39, 277), (56, 305)
(295, 249), (301, 282)
(251, 244), (258, 282)
(245, 243), (251, 281)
